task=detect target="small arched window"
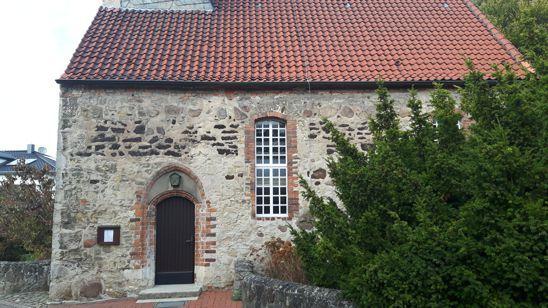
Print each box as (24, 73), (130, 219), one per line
(255, 119), (288, 217)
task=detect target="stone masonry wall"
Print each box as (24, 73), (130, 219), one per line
(234, 259), (354, 308)
(0, 261), (50, 294)
(50, 86), (444, 301)
(102, 0), (214, 11)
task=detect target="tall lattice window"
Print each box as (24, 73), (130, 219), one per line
(255, 120), (288, 217)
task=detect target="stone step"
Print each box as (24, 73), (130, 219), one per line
(137, 284), (202, 302)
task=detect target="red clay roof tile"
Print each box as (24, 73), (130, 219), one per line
(60, 0), (530, 84)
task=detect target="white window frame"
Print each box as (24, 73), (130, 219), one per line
(255, 119), (288, 218)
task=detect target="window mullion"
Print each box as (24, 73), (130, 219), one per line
(269, 123), (274, 167)
(268, 122), (274, 215)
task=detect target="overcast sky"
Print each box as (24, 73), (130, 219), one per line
(0, 0), (102, 157)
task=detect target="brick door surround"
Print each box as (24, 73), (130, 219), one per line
(129, 165), (218, 286)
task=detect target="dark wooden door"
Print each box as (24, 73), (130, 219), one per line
(155, 196), (195, 285)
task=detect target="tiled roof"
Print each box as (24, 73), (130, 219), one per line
(0, 150), (56, 175)
(59, 0), (530, 84)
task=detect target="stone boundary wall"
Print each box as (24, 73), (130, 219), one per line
(234, 259), (354, 308)
(0, 261), (50, 294)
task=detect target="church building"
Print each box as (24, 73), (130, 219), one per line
(50, 0), (528, 301)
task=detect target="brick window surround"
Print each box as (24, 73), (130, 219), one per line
(130, 165), (217, 276)
(245, 112), (299, 220)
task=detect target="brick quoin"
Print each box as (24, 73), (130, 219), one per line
(129, 165), (217, 272)
(245, 112), (299, 220)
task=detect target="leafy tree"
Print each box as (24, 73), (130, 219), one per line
(292, 66), (547, 306)
(0, 161), (54, 260)
(473, 0), (547, 73)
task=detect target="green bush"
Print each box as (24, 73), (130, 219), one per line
(0, 162), (54, 260)
(291, 66), (547, 306)
(0, 237), (30, 261)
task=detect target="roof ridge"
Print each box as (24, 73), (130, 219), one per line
(101, 4), (214, 13)
(35, 152), (56, 162)
(460, 0), (534, 74)
(0, 150), (54, 157)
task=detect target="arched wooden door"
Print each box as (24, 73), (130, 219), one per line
(155, 196), (195, 285)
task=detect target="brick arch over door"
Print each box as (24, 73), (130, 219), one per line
(146, 165), (206, 203)
(129, 164), (217, 276)
(245, 112), (299, 220)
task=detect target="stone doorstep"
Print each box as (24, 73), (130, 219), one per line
(136, 297), (198, 304)
(137, 284), (202, 301)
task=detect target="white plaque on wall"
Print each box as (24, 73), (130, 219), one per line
(104, 229), (114, 243)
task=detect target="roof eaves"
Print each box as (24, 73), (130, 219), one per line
(56, 79), (495, 90)
(461, 0), (534, 74)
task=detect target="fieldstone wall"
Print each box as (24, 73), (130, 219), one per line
(51, 85), (447, 301)
(234, 259), (354, 308)
(0, 261), (50, 294)
(102, 0), (214, 11)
